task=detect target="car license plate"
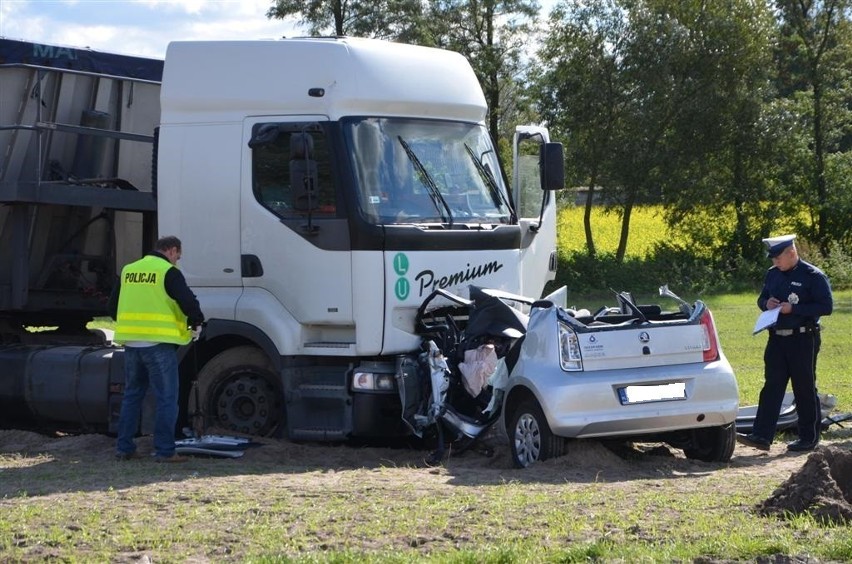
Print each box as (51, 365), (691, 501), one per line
(618, 383), (686, 405)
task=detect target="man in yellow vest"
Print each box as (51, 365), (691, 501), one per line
(109, 236), (204, 462)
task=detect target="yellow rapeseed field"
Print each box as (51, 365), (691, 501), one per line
(557, 204), (670, 258)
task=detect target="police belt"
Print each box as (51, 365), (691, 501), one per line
(770, 325), (819, 337)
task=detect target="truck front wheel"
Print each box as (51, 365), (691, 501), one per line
(192, 346), (284, 437)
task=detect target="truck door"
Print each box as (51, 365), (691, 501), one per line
(514, 126), (559, 298)
(239, 118), (353, 353)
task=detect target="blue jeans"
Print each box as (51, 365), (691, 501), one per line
(116, 343), (180, 458)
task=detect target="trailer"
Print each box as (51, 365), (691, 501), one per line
(0, 37), (564, 440)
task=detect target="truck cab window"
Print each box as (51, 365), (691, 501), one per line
(515, 136), (547, 219)
(250, 123), (336, 218)
(343, 117), (512, 226)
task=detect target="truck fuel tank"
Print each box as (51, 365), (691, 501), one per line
(0, 345), (129, 434)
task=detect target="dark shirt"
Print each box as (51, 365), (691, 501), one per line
(757, 259), (833, 330)
(107, 251), (205, 327)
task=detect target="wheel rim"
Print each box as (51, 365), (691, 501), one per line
(209, 368), (283, 436)
(514, 413), (541, 467)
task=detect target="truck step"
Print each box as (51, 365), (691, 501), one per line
(303, 342), (354, 349)
(295, 383), (347, 400)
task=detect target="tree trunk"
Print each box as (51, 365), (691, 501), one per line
(485, 3), (500, 144)
(732, 142), (748, 258)
(812, 70), (827, 250)
(616, 190), (636, 263)
(584, 171), (597, 257)
(333, 0), (344, 36)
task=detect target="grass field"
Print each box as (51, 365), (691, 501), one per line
(1, 316), (851, 564)
(2, 432), (850, 562)
(2, 208), (849, 562)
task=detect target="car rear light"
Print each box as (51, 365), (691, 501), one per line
(700, 310), (720, 362)
(558, 322), (583, 371)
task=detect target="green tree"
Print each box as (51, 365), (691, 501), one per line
(267, 0), (427, 41)
(425, 0), (540, 144)
(534, 0), (628, 257)
(541, 0), (740, 262)
(536, 0), (783, 265)
(652, 0), (780, 263)
(774, 0), (852, 252)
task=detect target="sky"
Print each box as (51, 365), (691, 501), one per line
(0, 0), (302, 59)
(1, 0), (558, 60)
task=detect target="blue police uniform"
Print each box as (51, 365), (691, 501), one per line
(749, 242), (833, 450)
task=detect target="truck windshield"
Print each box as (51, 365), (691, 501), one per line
(344, 117), (512, 225)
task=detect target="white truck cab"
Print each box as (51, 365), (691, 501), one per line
(156, 38), (564, 440)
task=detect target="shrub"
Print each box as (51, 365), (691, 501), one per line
(551, 246), (761, 298)
(805, 242), (852, 290)
(553, 204), (852, 298)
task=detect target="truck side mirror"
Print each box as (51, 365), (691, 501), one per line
(540, 142), (564, 191)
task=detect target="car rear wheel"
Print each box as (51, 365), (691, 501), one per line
(508, 398), (567, 468)
(683, 422), (736, 462)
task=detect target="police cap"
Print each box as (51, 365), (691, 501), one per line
(762, 234), (796, 258)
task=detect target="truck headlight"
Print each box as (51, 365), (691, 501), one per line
(352, 372), (395, 391)
(558, 322), (583, 371)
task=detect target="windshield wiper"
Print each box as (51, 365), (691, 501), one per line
(397, 136), (453, 225)
(464, 144), (516, 223)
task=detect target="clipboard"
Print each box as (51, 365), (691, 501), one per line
(753, 308), (780, 335)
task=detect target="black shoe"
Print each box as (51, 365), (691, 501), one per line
(786, 439), (819, 452)
(115, 451), (143, 461)
(736, 433), (771, 451)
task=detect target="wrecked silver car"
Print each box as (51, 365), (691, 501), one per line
(401, 285), (740, 467)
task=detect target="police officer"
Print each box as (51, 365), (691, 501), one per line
(737, 234), (833, 452)
(109, 236), (204, 462)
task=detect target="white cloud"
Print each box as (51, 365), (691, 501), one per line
(0, 1), (46, 40)
(50, 25), (123, 51)
(1, 0), (302, 58)
(133, 0), (225, 15)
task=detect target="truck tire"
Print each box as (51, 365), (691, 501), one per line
(683, 422), (736, 462)
(508, 398), (567, 468)
(193, 346), (284, 437)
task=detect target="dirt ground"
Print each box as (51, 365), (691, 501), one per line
(2, 425), (851, 526)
